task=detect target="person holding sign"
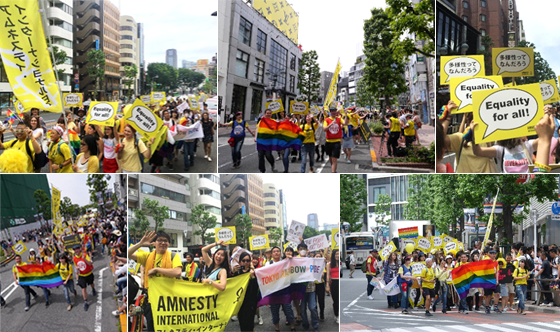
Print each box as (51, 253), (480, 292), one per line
(200, 240), (229, 291)
(267, 246), (297, 331)
(381, 251), (400, 309)
(72, 135), (100, 173)
(117, 124), (155, 173)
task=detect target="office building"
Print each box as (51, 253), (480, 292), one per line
(166, 49), (178, 69)
(307, 213), (319, 229)
(119, 15), (140, 97)
(319, 71), (334, 104)
(279, 189), (288, 231)
(263, 183), (282, 240)
(46, 0), (74, 92)
(220, 174), (265, 236)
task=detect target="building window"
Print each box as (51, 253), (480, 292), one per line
(121, 44), (134, 50)
(290, 53), (296, 70)
(231, 84), (247, 115)
(120, 35), (133, 40)
(53, 38), (72, 48)
(168, 210), (187, 221)
(254, 59), (265, 83)
(463, 1), (469, 8)
(238, 16), (252, 46)
(481, 0), (486, 7)
(205, 206), (221, 215)
(289, 75), (295, 93)
(481, 14), (486, 22)
(265, 201), (277, 207)
(462, 16), (468, 22)
(263, 193), (277, 198)
(235, 50), (249, 78)
(269, 39), (288, 89)
(199, 174), (220, 184)
(199, 189), (220, 200)
(140, 183), (186, 203)
(257, 29), (267, 54)
(480, 29), (486, 36)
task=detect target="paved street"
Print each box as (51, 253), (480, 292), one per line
(224, 292), (338, 332)
(1, 241), (120, 332)
(340, 268), (560, 332)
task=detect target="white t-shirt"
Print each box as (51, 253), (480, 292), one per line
(77, 154), (89, 173)
(552, 256), (559, 276)
(493, 140), (535, 173)
(103, 138), (117, 159)
(33, 128), (44, 143)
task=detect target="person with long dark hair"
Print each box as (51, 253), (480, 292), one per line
(201, 240), (229, 291)
(72, 135), (99, 173)
(326, 249), (340, 324)
(234, 252), (259, 332)
(314, 252), (326, 321)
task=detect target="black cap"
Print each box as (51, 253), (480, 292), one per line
(489, 250), (497, 254)
(370, 249), (378, 253)
(73, 245), (81, 250)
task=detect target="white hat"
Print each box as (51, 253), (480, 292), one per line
(446, 255), (453, 260)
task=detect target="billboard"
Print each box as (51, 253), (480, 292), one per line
(253, 0), (299, 44)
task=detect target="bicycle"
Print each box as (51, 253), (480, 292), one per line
(129, 275), (149, 332)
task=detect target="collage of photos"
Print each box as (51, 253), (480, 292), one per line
(0, 0), (560, 332)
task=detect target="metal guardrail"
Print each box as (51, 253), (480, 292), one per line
(529, 278), (560, 306)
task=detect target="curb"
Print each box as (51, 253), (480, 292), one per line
(525, 304), (560, 314)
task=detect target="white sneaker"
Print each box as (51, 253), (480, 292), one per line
(539, 303), (546, 306)
(336, 316), (339, 324)
(258, 316), (263, 325)
(204, 155), (208, 158)
(208, 157), (212, 162)
(231, 315), (238, 321)
(368, 295), (374, 300)
(547, 303), (554, 307)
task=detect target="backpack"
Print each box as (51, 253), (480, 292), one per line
(395, 146), (408, 157)
(397, 264), (413, 285)
(10, 138), (49, 170)
(120, 137), (144, 169)
(523, 255), (535, 272)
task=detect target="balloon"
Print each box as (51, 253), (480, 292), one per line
(405, 243), (414, 253)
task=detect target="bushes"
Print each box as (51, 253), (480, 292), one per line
(369, 121), (384, 135)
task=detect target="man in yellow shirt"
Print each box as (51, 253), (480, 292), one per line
(420, 258), (436, 316)
(48, 126), (73, 173)
(385, 111), (401, 157)
(12, 255), (38, 311)
(403, 114), (416, 148)
(483, 250), (501, 314)
(0, 122), (42, 173)
(128, 230), (182, 331)
(455, 252), (469, 314)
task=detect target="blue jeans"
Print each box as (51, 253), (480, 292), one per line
(366, 275), (374, 296)
(282, 148), (291, 172)
(41, 287), (50, 303)
(270, 303), (294, 325)
(300, 143), (315, 173)
(400, 284), (411, 309)
(459, 296), (468, 312)
(433, 282), (447, 310)
(183, 141), (195, 169)
(301, 291), (319, 330)
(231, 136), (244, 165)
(116, 276), (127, 293)
(387, 294), (398, 306)
(516, 284), (527, 311)
(63, 279), (76, 304)
(20, 285), (37, 307)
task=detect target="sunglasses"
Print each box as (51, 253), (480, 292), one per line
(241, 259), (251, 263)
(14, 129), (25, 133)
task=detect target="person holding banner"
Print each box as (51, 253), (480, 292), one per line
(201, 240), (230, 291)
(117, 124), (154, 173)
(365, 249), (379, 300)
(233, 251), (260, 332)
(0, 121), (42, 173)
(482, 250), (501, 314)
(381, 251), (400, 309)
(267, 246), (296, 331)
(12, 255), (39, 311)
(72, 135), (100, 173)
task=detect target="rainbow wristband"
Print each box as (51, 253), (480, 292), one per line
(438, 105), (449, 121)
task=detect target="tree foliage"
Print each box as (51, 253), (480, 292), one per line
(363, 8), (407, 116)
(517, 41), (557, 85)
(60, 197), (72, 220)
(123, 64), (138, 99)
(297, 50), (321, 103)
(86, 49), (106, 99)
(147, 63), (178, 92)
(373, 194), (392, 227)
(33, 189), (51, 227)
(268, 227), (284, 247)
(142, 198), (168, 234)
(355, 78), (377, 110)
(234, 214), (253, 249)
(86, 175), (110, 216)
(190, 204), (217, 245)
(47, 41), (68, 79)
(177, 68), (206, 91)
(129, 208), (150, 243)
(340, 174), (367, 232)
(386, 0), (434, 59)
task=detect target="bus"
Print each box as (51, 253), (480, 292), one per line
(343, 232), (375, 269)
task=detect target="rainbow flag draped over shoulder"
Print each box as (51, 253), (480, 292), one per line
(17, 262), (64, 288)
(451, 260), (498, 299)
(68, 129), (80, 153)
(256, 118), (304, 151)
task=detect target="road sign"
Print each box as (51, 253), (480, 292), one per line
(74, 73), (79, 79)
(75, 84), (79, 89)
(552, 202), (560, 215)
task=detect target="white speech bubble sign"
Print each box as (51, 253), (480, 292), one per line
(291, 102), (307, 113)
(480, 89), (539, 139)
(152, 92), (164, 101)
(417, 238), (431, 251)
(251, 236), (268, 248)
(89, 103), (115, 123)
(141, 95), (152, 104)
(381, 243), (395, 259)
(495, 49), (531, 75)
(444, 242), (457, 253)
(64, 94), (81, 106)
(16, 101), (25, 113)
(217, 228), (234, 243)
(14, 243), (24, 253)
(540, 82), (555, 101)
(129, 106), (159, 133)
(268, 101), (282, 113)
(432, 237), (442, 248)
(442, 236), (454, 244)
(334, 230), (340, 248)
(189, 98), (199, 109)
(455, 78), (501, 110)
(444, 57), (482, 83)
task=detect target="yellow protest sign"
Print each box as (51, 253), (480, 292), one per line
(504, 82), (514, 88)
(125, 98), (164, 139)
(432, 236), (443, 249)
(415, 236), (433, 254)
(266, 99), (284, 114)
(148, 273), (249, 332)
(198, 93), (208, 104)
(188, 97), (200, 111)
(249, 234), (270, 250)
(0, 0), (62, 112)
(439, 55), (485, 85)
(253, 0), (299, 44)
(140, 95), (152, 104)
(539, 79), (560, 104)
(140, 125), (168, 161)
(324, 60), (342, 110)
(52, 187), (61, 218)
(215, 226), (236, 245)
(492, 47), (534, 77)
(284, 241), (298, 251)
(12, 240), (27, 255)
(402, 238), (417, 252)
(290, 101), (308, 115)
(86, 101), (117, 127)
(379, 241), (397, 260)
(449, 76), (503, 113)
(484, 189), (500, 245)
(331, 228), (340, 250)
(63, 93), (83, 107)
(443, 239), (459, 255)
(472, 84), (544, 144)
(151, 91), (166, 103)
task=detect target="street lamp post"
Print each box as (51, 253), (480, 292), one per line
(265, 69), (287, 101)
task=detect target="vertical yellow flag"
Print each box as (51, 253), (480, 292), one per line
(51, 187), (61, 219)
(0, 0), (62, 112)
(323, 61), (341, 111)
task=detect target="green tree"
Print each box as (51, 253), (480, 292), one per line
(33, 189), (51, 229)
(129, 208), (150, 243)
(517, 41), (557, 85)
(234, 214), (253, 249)
(86, 175), (110, 217)
(363, 8), (407, 117)
(142, 198), (168, 234)
(123, 64), (138, 99)
(340, 174), (367, 232)
(177, 68), (206, 91)
(297, 50), (321, 103)
(86, 49), (106, 100)
(386, 0), (434, 59)
(303, 226), (319, 240)
(478, 35), (494, 76)
(373, 194), (392, 227)
(201, 79), (214, 95)
(60, 197), (72, 220)
(268, 227), (284, 247)
(405, 175), (435, 221)
(147, 63), (178, 92)
(355, 78), (377, 110)
(189, 204), (217, 244)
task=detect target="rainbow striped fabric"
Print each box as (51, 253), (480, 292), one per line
(17, 262), (64, 288)
(257, 283), (305, 307)
(6, 110), (20, 124)
(256, 118), (304, 151)
(451, 260), (498, 299)
(398, 226), (418, 239)
(68, 129), (80, 153)
(185, 262), (201, 282)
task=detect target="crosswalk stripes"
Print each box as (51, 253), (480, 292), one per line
(366, 321), (560, 332)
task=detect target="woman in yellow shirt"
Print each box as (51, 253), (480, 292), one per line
(420, 258), (436, 316)
(300, 114), (318, 173)
(72, 135), (100, 173)
(57, 254), (77, 311)
(513, 259), (529, 315)
(48, 126), (73, 173)
(117, 125), (154, 173)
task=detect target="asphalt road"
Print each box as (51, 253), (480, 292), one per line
(224, 290), (338, 332)
(1, 240), (121, 332)
(340, 268), (560, 332)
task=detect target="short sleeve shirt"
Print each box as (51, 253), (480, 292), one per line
(136, 251), (182, 276)
(4, 139), (34, 173)
(120, 137), (147, 172)
(421, 267), (435, 289)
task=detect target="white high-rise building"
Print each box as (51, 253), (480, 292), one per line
(119, 15), (140, 97)
(46, 0), (74, 92)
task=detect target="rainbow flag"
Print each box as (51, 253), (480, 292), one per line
(6, 110), (20, 124)
(68, 129), (80, 153)
(185, 262), (201, 282)
(256, 118), (304, 151)
(16, 262), (64, 288)
(257, 283), (305, 307)
(398, 227), (418, 239)
(451, 260), (498, 299)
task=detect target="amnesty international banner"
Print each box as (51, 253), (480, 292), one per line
(51, 187), (61, 219)
(148, 273), (250, 332)
(0, 0), (62, 112)
(323, 60), (342, 110)
(252, 0), (299, 44)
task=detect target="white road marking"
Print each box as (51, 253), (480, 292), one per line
(533, 322), (560, 330)
(94, 267), (108, 332)
(477, 323), (525, 332)
(343, 291), (366, 311)
(502, 323), (552, 332)
(416, 327), (455, 332)
(440, 325), (481, 332)
(2, 281), (18, 299)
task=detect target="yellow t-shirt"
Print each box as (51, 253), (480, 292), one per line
(404, 120), (415, 136)
(4, 139), (34, 173)
(350, 113), (360, 128)
(301, 123), (317, 144)
(67, 121), (77, 133)
(420, 266), (436, 289)
(449, 133), (497, 173)
(48, 141), (73, 173)
(75, 153), (100, 173)
(513, 267), (528, 285)
(119, 137), (147, 172)
(58, 262), (73, 280)
(136, 251), (182, 278)
(12, 262), (26, 279)
(390, 117), (401, 133)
